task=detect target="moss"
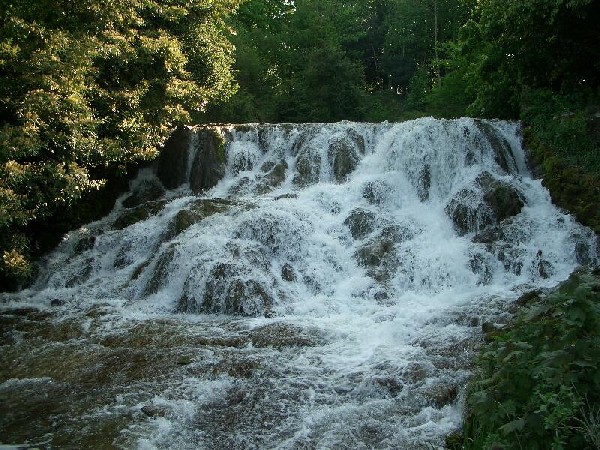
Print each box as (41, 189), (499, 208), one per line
(209, 128), (227, 164)
(523, 127), (600, 235)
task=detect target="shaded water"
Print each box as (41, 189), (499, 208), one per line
(1, 118), (597, 449)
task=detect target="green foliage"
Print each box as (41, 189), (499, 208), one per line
(0, 0), (242, 288)
(454, 270), (600, 450)
(433, 0), (600, 119)
(206, 0), (470, 123)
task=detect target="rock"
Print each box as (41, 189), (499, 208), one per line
(445, 172), (524, 236)
(355, 238), (398, 282)
(156, 126), (193, 189)
(281, 263), (296, 282)
(344, 208), (376, 240)
(473, 225), (505, 244)
(65, 258), (94, 287)
(535, 250), (552, 279)
(481, 174), (525, 222)
(142, 245), (176, 296)
(178, 263), (274, 317)
(362, 180), (390, 205)
(190, 129), (226, 194)
(424, 383), (458, 408)
(416, 165), (431, 201)
(50, 299), (65, 307)
(293, 146), (321, 187)
(249, 323), (321, 349)
(112, 201), (166, 230)
(327, 136), (361, 182)
(74, 235), (96, 254)
(141, 404), (169, 418)
(475, 120), (518, 173)
(372, 377), (403, 397)
(165, 198), (232, 239)
(122, 179), (165, 209)
(256, 160), (288, 193)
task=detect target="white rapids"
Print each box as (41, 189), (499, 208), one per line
(1, 118), (597, 449)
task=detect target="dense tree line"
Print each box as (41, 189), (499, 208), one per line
(205, 0), (471, 123)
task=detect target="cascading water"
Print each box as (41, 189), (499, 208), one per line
(1, 118), (597, 449)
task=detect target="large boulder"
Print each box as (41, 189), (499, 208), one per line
(445, 172), (525, 236)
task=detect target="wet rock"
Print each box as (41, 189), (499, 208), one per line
(166, 198), (232, 239)
(122, 179), (165, 209)
(178, 263), (274, 317)
(472, 225), (506, 244)
(256, 160), (288, 193)
(482, 321), (504, 341)
(328, 136), (361, 183)
(50, 299), (65, 307)
(190, 129), (226, 194)
(475, 120), (517, 174)
(344, 208), (376, 240)
(112, 201), (166, 230)
(65, 258), (94, 287)
(470, 252), (493, 285)
(424, 383), (458, 408)
(535, 250), (552, 279)
(249, 323), (321, 349)
(74, 235), (96, 254)
(362, 180), (390, 205)
(141, 404), (169, 418)
(156, 126), (193, 189)
(373, 377), (403, 397)
(293, 146), (321, 187)
(211, 356), (260, 378)
(445, 172), (524, 236)
(281, 263), (296, 282)
(234, 212), (305, 256)
(416, 165), (431, 201)
(355, 238), (398, 282)
(142, 245), (176, 296)
(495, 244), (525, 275)
(481, 174), (525, 222)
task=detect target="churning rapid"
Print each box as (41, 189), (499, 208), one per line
(1, 118), (598, 449)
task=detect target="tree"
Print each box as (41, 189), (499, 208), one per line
(0, 0), (242, 287)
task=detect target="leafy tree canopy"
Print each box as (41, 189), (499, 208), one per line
(0, 0), (241, 286)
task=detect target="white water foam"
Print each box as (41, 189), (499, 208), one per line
(1, 118), (597, 449)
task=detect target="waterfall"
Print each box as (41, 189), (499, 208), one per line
(1, 118), (597, 449)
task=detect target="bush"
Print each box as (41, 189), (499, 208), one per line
(452, 270), (600, 450)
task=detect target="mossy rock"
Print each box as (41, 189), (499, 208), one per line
(445, 172), (524, 236)
(165, 198), (232, 239)
(354, 238), (398, 282)
(249, 323), (322, 349)
(344, 208), (376, 240)
(293, 146), (321, 187)
(189, 128), (227, 194)
(327, 136), (361, 183)
(122, 179), (165, 209)
(112, 201), (166, 230)
(142, 245), (177, 296)
(156, 126), (193, 190)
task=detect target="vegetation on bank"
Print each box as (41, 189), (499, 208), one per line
(447, 269), (600, 450)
